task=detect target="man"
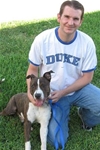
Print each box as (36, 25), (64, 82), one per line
(26, 0), (100, 149)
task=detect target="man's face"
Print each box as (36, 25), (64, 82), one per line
(57, 6), (83, 35)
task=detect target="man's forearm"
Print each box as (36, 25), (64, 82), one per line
(61, 72), (93, 96)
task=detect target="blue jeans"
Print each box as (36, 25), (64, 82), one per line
(47, 84), (100, 148)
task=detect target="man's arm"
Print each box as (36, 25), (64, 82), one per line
(26, 63), (39, 104)
(50, 71), (94, 102)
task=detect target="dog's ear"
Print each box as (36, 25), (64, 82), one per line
(43, 70), (54, 82)
(26, 74), (36, 79)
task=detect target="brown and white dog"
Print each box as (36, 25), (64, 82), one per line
(0, 71), (53, 150)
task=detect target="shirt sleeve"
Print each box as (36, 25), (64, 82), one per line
(82, 39), (97, 72)
(28, 36), (42, 66)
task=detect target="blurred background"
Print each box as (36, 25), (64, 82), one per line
(0, 0), (100, 23)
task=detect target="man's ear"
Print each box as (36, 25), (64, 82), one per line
(57, 13), (61, 23)
(79, 18), (83, 26)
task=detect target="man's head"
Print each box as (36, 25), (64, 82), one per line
(57, 0), (84, 37)
(58, 0), (84, 20)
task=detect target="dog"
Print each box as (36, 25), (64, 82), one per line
(0, 71), (53, 150)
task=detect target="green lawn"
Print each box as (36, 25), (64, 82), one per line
(0, 11), (100, 150)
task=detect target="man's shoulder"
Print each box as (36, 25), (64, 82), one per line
(34, 27), (57, 44)
(77, 30), (93, 42)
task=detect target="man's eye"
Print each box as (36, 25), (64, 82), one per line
(65, 15), (69, 19)
(74, 18), (79, 21)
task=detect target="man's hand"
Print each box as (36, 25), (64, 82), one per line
(27, 92), (38, 106)
(49, 71), (94, 103)
(49, 90), (64, 103)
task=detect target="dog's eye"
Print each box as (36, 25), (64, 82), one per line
(40, 84), (48, 90)
(40, 83), (45, 87)
(31, 83), (37, 88)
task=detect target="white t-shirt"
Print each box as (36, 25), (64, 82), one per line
(29, 27), (97, 95)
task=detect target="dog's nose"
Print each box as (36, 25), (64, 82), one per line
(35, 93), (41, 99)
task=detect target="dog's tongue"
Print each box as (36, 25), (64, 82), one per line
(35, 100), (44, 107)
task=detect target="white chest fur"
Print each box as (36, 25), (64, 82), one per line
(26, 102), (51, 150)
(27, 102), (51, 124)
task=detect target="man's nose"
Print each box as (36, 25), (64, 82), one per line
(68, 18), (74, 25)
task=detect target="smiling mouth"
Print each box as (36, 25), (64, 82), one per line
(65, 26), (74, 30)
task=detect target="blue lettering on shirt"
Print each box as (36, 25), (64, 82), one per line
(46, 53), (80, 66)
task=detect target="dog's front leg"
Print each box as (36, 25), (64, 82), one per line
(40, 122), (48, 150)
(24, 120), (32, 150)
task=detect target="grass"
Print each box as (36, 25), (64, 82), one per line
(0, 11), (100, 150)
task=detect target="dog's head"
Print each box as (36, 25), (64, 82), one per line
(26, 70), (53, 106)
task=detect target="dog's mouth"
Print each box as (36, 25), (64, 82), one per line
(34, 98), (46, 107)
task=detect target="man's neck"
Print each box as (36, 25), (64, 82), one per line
(58, 28), (76, 43)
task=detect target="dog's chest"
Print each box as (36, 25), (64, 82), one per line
(27, 102), (51, 123)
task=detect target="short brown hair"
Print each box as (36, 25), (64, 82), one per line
(59, 0), (84, 19)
